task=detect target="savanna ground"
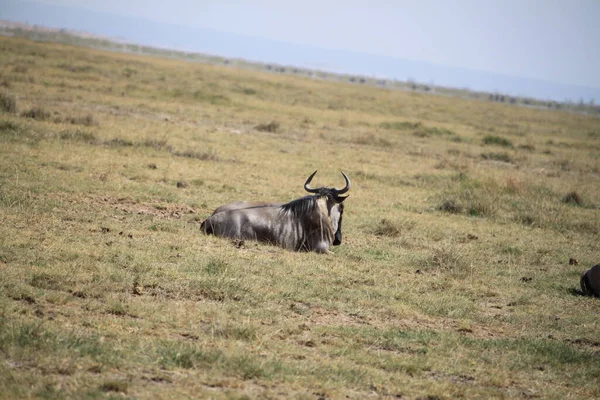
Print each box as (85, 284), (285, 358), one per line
(0, 36), (599, 399)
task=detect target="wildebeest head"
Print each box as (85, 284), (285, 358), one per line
(300, 170), (350, 246)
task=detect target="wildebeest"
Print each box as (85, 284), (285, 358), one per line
(201, 171), (350, 253)
(580, 264), (600, 297)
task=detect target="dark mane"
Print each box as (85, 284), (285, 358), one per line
(280, 188), (345, 218)
(280, 195), (318, 217)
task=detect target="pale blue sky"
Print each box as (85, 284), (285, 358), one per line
(35, 0), (600, 89)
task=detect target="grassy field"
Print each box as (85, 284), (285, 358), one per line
(1, 36), (599, 399)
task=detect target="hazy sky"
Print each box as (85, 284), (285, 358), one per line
(32, 0), (600, 90)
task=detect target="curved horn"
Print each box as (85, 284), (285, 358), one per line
(335, 171), (351, 194)
(304, 170), (320, 193)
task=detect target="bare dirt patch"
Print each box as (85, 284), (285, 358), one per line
(56, 194), (198, 219)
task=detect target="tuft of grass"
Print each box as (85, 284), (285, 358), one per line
(426, 244), (468, 273)
(481, 152), (513, 163)
(1, 92), (18, 113)
(438, 199), (463, 214)
(193, 90), (230, 105)
(157, 341), (222, 369)
(518, 143), (535, 151)
(99, 380), (128, 393)
(483, 135), (513, 147)
(255, 121), (280, 133)
(380, 121), (422, 130)
(204, 259), (228, 275)
(141, 138), (173, 151)
(562, 191), (583, 206)
(65, 113), (98, 126)
(414, 126), (457, 138)
(373, 218), (410, 237)
(0, 120), (23, 135)
(21, 106), (51, 121)
(105, 137), (134, 147)
(212, 323), (257, 341)
(59, 129), (98, 143)
(352, 133), (392, 147)
(173, 148), (220, 161)
(106, 301), (128, 316)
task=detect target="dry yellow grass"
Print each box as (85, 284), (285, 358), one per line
(1, 36), (599, 399)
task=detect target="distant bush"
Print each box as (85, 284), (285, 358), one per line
(12, 64), (29, 74)
(106, 138), (134, 147)
(122, 67), (137, 78)
(57, 63), (95, 73)
(380, 121), (422, 130)
(352, 134), (392, 147)
(518, 144), (535, 151)
(193, 91), (230, 105)
(21, 106), (50, 121)
(173, 149), (220, 161)
(414, 126), (456, 138)
(483, 135), (513, 147)
(65, 113), (98, 126)
(0, 92), (18, 113)
(0, 120), (21, 132)
(438, 199), (463, 214)
(481, 152), (513, 163)
(255, 121), (280, 133)
(562, 191), (583, 206)
(238, 87), (257, 96)
(141, 138), (173, 152)
(374, 219), (401, 237)
(424, 244), (467, 273)
(59, 129), (98, 143)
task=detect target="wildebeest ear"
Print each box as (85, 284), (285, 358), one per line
(337, 195), (349, 203)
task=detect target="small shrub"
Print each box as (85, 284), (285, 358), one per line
(481, 152), (513, 163)
(59, 129), (98, 143)
(237, 87), (257, 95)
(380, 121), (422, 130)
(0, 92), (18, 113)
(374, 219), (401, 237)
(99, 380), (128, 393)
(483, 135), (513, 147)
(427, 244), (467, 272)
(142, 138), (172, 151)
(518, 144), (535, 151)
(173, 149), (220, 161)
(66, 113), (98, 126)
(466, 199), (495, 217)
(205, 259), (228, 275)
(122, 67), (137, 78)
(0, 120), (21, 133)
(414, 126), (457, 138)
(562, 191), (583, 206)
(438, 199), (463, 214)
(193, 91), (230, 105)
(21, 107), (51, 121)
(106, 138), (134, 147)
(107, 302), (128, 316)
(352, 134), (392, 147)
(12, 65), (28, 74)
(255, 121), (280, 133)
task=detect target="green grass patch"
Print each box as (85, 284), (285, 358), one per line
(482, 135), (513, 147)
